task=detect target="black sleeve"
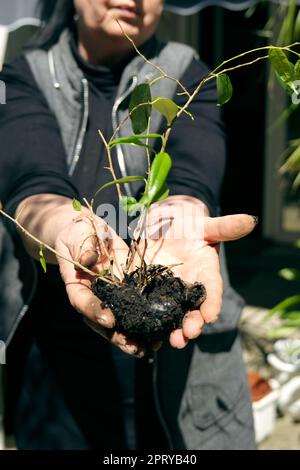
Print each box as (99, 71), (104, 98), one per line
(165, 57), (226, 216)
(0, 55), (79, 216)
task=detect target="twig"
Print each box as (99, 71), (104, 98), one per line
(98, 129), (122, 199)
(116, 19), (191, 98)
(0, 207), (104, 279)
(145, 115), (152, 174)
(109, 99), (164, 144)
(83, 198), (117, 283)
(210, 41), (300, 76)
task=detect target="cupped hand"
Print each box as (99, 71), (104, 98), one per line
(55, 212), (146, 357)
(141, 196), (257, 349)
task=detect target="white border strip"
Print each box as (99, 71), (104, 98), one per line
(165, 0), (292, 16)
(2, 17), (41, 33)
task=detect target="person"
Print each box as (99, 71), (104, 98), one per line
(0, 0), (257, 450)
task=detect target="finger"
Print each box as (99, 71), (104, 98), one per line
(169, 329), (189, 349)
(84, 318), (145, 357)
(204, 214), (257, 244)
(200, 270), (223, 323)
(182, 310), (205, 339)
(56, 237), (116, 326)
(68, 218), (101, 268)
(68, 283), (116, 327)
(193, 245), (223, 323)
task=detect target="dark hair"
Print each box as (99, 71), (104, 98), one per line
(30, 0), (75, 49)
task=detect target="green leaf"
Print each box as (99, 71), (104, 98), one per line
(269, 48), (295, 93)
(120, 196), (142, 215)
(110, 134), (162, 149)
(294, 9), (300, 40)
(156, 186), (170, 202)
(152, 97), (179, 126)
(143, 152), (172, 206)
(274, 69), (296, 96)
(281, 310), (300, 320)
(294, 60), (300, 81)
(280, 144), (300, 173)
(294, 239), (300, 249)
(278, 268), (300, 281)
(72, 198), (81, 211)
(39, 248), (47, 274)
(267, 294), (300, 317)
(282, 318), (300, 327)
(292, 172), (300, 189)
(95, 176), (145, 196)
(129, 83), (152, 134)
(277, 0), (296, 45)
(267, 326), (298, 339)
(216, 74), (233, 106)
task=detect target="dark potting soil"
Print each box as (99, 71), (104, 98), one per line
(92, 265), (206, 343)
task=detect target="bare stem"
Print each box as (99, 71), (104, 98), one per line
(159, 51), (281, 152)
(0, 208), (103, 279)
(109, 99), (164, 144)
(116, 19), (191, 98)
(146, 116), (152, 174)
(83, 198), (117, 283)
(98, 129), (122, 200)
(210, 41), (300, 75)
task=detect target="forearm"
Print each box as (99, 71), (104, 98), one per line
(15, 193), (88, 264)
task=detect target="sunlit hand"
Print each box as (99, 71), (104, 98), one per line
(141, 196), (256, 349)
(55, 213), (147, 357)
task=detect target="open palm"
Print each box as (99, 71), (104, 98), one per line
(141, 196), (256, 349)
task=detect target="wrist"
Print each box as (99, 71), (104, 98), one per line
(16, 194), (87, 262)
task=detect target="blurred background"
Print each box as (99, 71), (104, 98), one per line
(1, 0), (300, 450)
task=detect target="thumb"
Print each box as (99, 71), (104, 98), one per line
(204, 214), (257, 244)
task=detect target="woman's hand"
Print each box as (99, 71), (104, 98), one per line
(55, 213), (149, 357)
(141, 195), (256, 349)
(16, 194), (146, 357)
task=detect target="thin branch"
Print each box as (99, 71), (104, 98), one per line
(109, 99), (164, 143)
(212, 55), (269, 77)
(98, 129), (122, 199)
(160, 53), (274, 153)
(0, 208), (104, 279)
(145, 115), (152, 174)
(211, 41), (300, 76)
(83, 198), (117, 283)
(116, 19), (191, 98)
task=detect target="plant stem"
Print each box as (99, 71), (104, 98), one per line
(0, 207), (102, 279)
(210, 42), (300, 75)
(116, 19), (191, 98)
(146, 116), (152, 174)
(83, 198), (117, 283)
(98, 129), (122, 199)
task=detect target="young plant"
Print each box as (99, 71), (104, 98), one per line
(1, 38), (299, 346)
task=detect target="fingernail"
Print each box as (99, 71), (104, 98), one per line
(251, 216), (259, 226)
(135, 349), (145, 358)
(125, 344), (138, 355)
(96, 315), (110, 326)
